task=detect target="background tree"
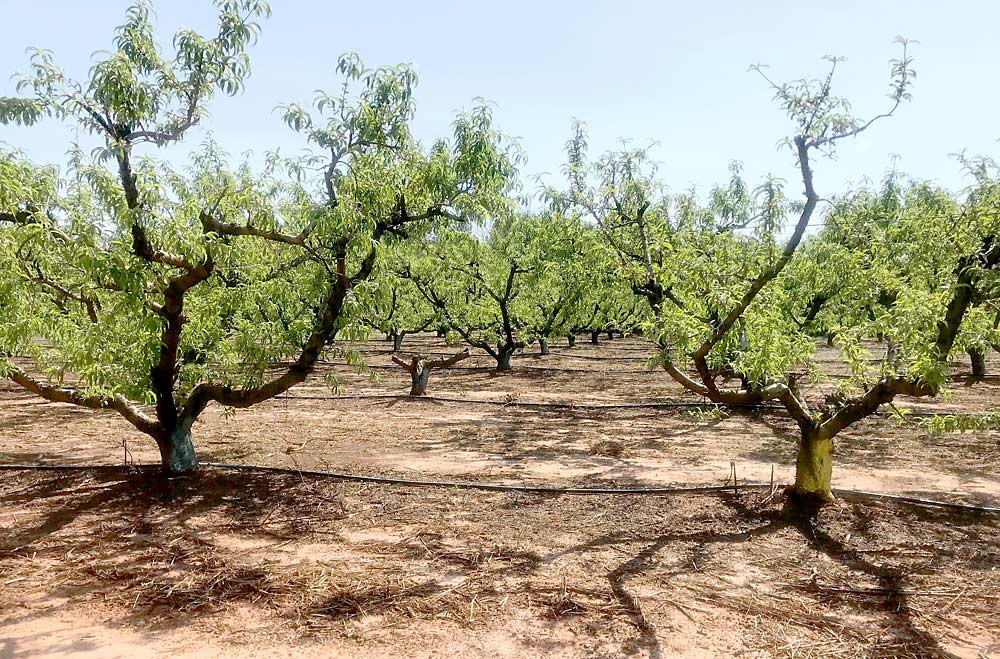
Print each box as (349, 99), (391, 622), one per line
(391, 347), (470, 396)
(646, 42), (1000, 502)
(495, 213), (594, 355)
(362, 244), (441, 352)
(407, 227), (530, 371)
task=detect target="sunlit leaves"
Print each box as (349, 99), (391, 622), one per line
(925, 411), (1000, 436)
(1, 0), (270, 145)
(0, 98), (46, 126)
(750, 38), (915, 157)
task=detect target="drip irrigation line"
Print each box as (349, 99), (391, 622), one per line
(354, 349), (656, 364)
(270, 392), (979, 418)
(319, 361), (656, 375)
(534, 352), (654, 362)
(2, 462), (998, 513)
(202, 463), (771, 495)
(0, 461), (768, 495)
(831, 488), (1000, 514)
(273, 393), (785, 411)
(290, 357), (1000, 379)
(0, 387), (984, 419)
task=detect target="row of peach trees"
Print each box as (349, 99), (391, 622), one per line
(2, 3), (998, 500)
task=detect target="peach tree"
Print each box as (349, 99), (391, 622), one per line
(0, 2), (516, 472)
(546, 42), (994, 502)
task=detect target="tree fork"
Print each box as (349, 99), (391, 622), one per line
(391, 348), (470, 396)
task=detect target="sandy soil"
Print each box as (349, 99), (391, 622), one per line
(1, 335), (999, 657)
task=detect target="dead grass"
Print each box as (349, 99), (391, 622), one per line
(589, 439), (629, 458)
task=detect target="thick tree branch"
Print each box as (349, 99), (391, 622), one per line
(202, 213), (311, 246)
(688, 137), (818, 390)
(8, 363), (159, 436)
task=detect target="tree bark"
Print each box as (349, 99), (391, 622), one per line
(970, 348), (986, 379)
(885, 338), (899, 369)
(539, 338), (550, 355)
(606, 330), (614, 340)
(158, 417), (199, 473)
(496, 348), (514, 371)
(393, 332), (404, 352)
(567, 334), (576, 348)
(794, 428), (834, 500)
(410, 360), (432, 396)
(590, 331), (600, 344)
(392, 348), (469, 396)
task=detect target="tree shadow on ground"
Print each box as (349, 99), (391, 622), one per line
(544, 492), (993, 659)
(1, 468), (996, 658)
(0, 467), (350, 632)
(0, 401), (119, 431)
(422, 406), (730, 468)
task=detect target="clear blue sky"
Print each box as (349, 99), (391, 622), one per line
(1, 0), (997, 200)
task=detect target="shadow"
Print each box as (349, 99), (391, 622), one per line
(535, 493), (789, 658)
(785, 497), (966, 659)
(1, 468), (996, 658)
(0, 467), (349, 633)
(535, 490), (996, 658)
(0, 401), (118, 431)
(384, 396), (446, 409)
(420, 405), (732, 472)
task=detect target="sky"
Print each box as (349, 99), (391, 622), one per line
(1, 0), (998, 203)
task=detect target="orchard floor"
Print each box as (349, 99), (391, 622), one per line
(1, 335), (999, 658)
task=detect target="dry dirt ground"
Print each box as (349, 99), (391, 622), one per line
(1, 335), (999, 658)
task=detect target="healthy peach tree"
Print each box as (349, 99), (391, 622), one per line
(0, 1), (517, 473)
(545, 41), (1000, 502)
(405, 213), (595, 370)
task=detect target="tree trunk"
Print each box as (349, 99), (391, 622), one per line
(158, 418), (198, 473)
(393, 332), (404, 352)
(496, 349), (513, 371)
(793, 428), (834, 500)
(567, 334), (576, 348)
(540, 338), (550, 355)
(885, 338), (899, 369)
(436, 327), (446, 338)
(410, 362), (432, 396)
(394, 348), (468, 397)
(970, 348), (986, 379)
(826, 333), (835, 347)
(606, 330), (614, 340)
(590, 331), (600, 344)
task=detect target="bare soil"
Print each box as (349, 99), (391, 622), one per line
(1, 335), (999, 657)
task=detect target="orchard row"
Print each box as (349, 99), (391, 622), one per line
(2, 2), (998, 500)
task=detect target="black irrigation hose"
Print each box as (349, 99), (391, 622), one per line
(1, 388), (976, 417)
(290, 358), (1000, 379)
(323, 362), (657, 375)
(0, 461), (769, 494)
(2, 461), (999, 513)
(831, 488), (1000, 514)
(274, 393), (787, 411)
(355, 350), (656, 364)
(271, 392), (981, 418)
(203, 462), (773, 495)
